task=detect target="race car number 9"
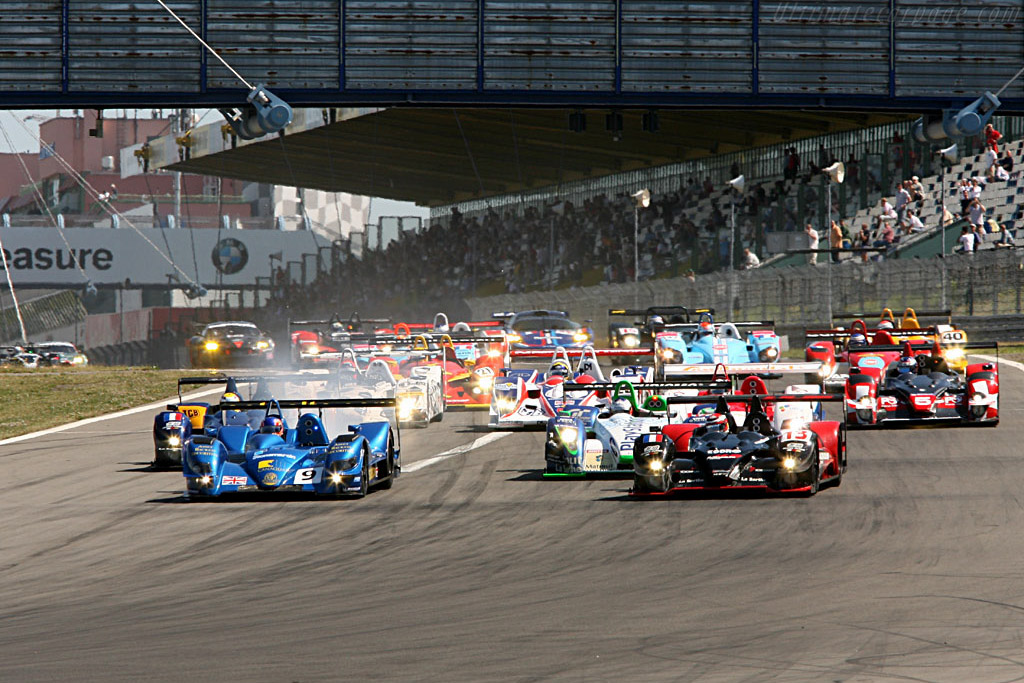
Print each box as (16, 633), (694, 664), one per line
(293, 467), (323, 484)
(941, 330), (966, 343)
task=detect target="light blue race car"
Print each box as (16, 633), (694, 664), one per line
(651, 315), (805, 379)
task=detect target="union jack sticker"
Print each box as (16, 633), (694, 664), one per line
(221, 475), (248, 486)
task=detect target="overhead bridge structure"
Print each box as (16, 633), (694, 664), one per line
(4, 0), (1024, 204)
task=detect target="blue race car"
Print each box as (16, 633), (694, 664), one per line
(494, 310), (593, 349)
(651, 316), (816, 380)
(182, 396), (399, 499)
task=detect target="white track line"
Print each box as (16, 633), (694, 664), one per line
(405, 432), (511, 473)
(0, 387), (222, 446)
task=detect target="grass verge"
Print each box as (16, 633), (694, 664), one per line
(0, 366), (185, 440)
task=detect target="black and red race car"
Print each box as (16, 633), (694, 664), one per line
(843, 341), (999, 428)
(631, 392), (846, 497)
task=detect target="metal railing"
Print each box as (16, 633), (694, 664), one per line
(466, 248), (1024, 337)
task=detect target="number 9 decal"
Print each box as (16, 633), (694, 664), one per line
(293, 467), (323, 484)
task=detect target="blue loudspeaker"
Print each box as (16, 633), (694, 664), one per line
(912, 91), (1001, 143)
(220, 85), (294, 140)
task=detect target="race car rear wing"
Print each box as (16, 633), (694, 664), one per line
(288, 316), (393, 332)
(221, 397), (397, 410)
(511, 347), (653, 358)
(805, 328), (947, 339)
(665, 393), (843, 405)
(832, 309), (952, 322)
(175, 373), (331, 401)
(608, 306), (714, 319)
(661, 361), (824, 376)
(562, 380), (733, 393)
(849, 341), (998, 354)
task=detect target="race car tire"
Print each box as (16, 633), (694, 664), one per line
(377, 444), (396, 491)
(802, 458), (820, 497)
(355, 445), (370, 498)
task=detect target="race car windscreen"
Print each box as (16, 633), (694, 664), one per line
(206, 324), (262, 339)
(36, 343), (77, 355)
(512, 317), (581, 332)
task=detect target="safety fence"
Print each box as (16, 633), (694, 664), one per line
(467, 249), (1024, 343)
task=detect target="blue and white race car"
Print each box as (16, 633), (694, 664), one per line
(182, 396), (399, 499)
(494, 309), (593, 349)
(543, 379), (731, 477)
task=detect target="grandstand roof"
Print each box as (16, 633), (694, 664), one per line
(163, 108), (912, 207)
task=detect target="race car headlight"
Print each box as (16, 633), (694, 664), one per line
(331, 456), (360, 472)
(306, 344), (320, 355)
(817, 364), (831, 378)
(256, 340), (270, 350)
(622, 334), (640, 348)
(660, 348), (678, 361)
(167, 435), (181, 447)
(199, 475), (213, 486)
(573, 331), (590, 343)
(782, 457), (797, 470)
(497, 398), (517, 413)
(779, 419), (806, 432)
(858, 396), (874, 407)
(398, 397), (418, 419)
(648, 459), (664, 472)
(476, 374), (494, 390)
(558, 426), (579, 444)
(945, 348), (965, 363)
(72, 355), (86, 364)
(330, 472), (343, 484)
(759, 347), (779, 362)
(204, 341), (219, 351)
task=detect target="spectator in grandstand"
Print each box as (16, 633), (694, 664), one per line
(967, 198), (987, 232)
(942, 205), (956, 227)
(873, 221), (895, 257)
(878, 197), (897, 223)
(992, 215), (1015, 248)
(784, 147), (799, 181)
(905, 208), (926, 234)
(829, 220), (843, 263)
(895, 181), (911, 223)
(999, 150), (1014, 174)
(984, 145), (1000, 181)
(741, 248), (760, 269)
(985, 123), (1002, 153)
(956, 225), (976, 254)
(805, 222), (819, 265)
(959, 180), (973, 215)
(909, 176), (925, 203)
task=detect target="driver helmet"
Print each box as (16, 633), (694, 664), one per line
(896, 355), (916, 375)
(878, 320), (894, 330)
(452, 321), (471, 333)
(261, 415), (285, 436)
(703, 413), (730, 433)
(849, 332), (867, 347)
(330, 320), (345, 333)
(698, 321), (714, 337)
(222, 392), (241, 404)
(648, 315), (665, 331)
(549, 360), (571, 377)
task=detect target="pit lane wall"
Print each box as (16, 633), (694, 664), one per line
(466, 249), (1024, 345)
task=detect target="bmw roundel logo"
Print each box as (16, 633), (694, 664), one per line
(212, 238), (249, 274)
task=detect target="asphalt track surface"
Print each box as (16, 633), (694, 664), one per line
(2, 364), (1024, 682)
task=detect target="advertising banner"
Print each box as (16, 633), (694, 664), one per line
(0, 227), (329, 288)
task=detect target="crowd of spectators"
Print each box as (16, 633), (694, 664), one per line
(253, 125), (1020, 328)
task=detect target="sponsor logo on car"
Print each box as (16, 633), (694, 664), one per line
(222, 475), (248, 486)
